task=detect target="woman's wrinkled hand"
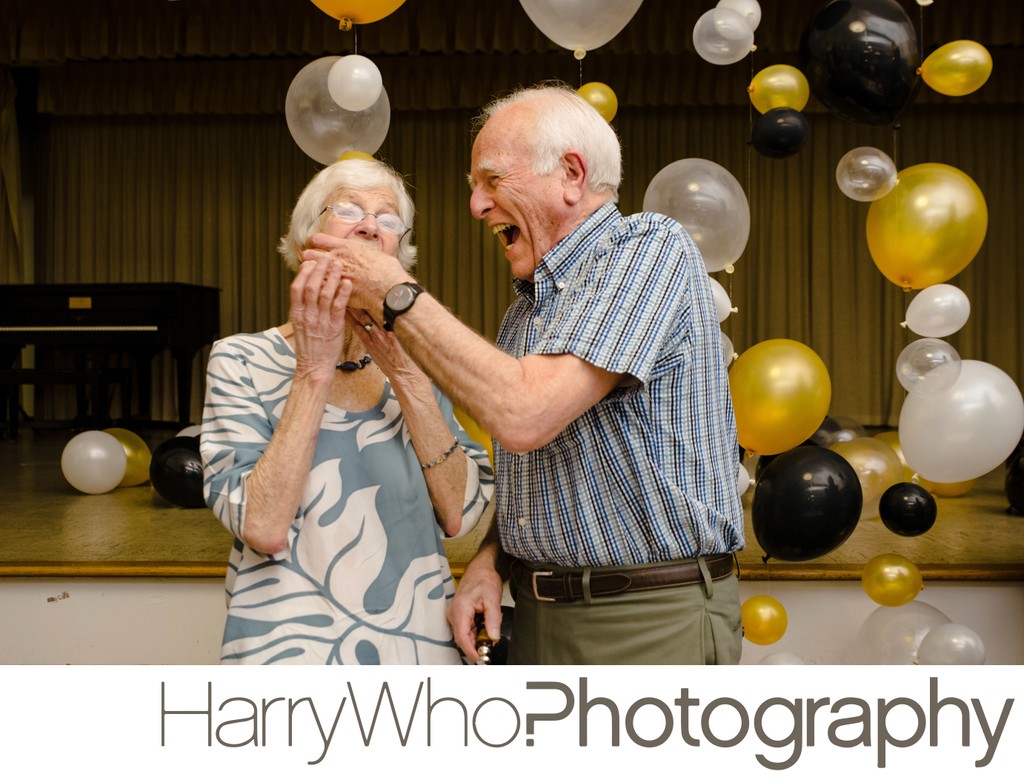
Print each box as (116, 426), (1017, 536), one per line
(289, 254), (351, 378)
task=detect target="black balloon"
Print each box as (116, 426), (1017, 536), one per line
(752, 446), (863, 561)
(150, 435), (206, 508)
(1007, 434), (1024, 470)
(800, 0), (921, 126)
(878, 482), (937, 536)
(750, 108), (809, 158)
(1007, 454), (1024, 515)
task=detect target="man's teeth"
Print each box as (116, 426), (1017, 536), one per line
(492, 223), (517, 247)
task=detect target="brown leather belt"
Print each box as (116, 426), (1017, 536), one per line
(511, 553), (736, 603)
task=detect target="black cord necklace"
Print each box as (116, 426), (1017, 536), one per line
(335, 354), (373, 372)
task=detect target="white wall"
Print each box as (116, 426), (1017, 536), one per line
(1, 577), (1021, 665)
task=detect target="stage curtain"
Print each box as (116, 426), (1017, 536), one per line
(10, 0), (1024, 425)
(0, 68), (22, 284)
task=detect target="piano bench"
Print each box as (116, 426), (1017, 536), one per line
(0, 367), (133, 440)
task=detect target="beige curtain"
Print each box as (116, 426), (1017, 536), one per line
(32, 100), (1023, 427)
(8, 0), (1024, 425)
(0, 67), (22, 283)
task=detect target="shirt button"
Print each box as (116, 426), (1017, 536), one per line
(517, 516), (528, 527)
(557, 281), (565, 290)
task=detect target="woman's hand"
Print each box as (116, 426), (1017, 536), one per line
(289, 254), (351, 378)
(302, 232), (412, 316)
(347, 309), (427, 390)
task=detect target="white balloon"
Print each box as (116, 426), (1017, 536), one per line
(758, 651), (805, 665)
(61, 431), (128, 495)
(692, 7), (755, 66)
(915, 623), (986, 665)
(518, 0), (643, 52)
(737, 462), (751, 497)
(285, 57), (391, 164)
(720, 331), (736, 365)
(904, 284), (971, 337)
(835, 146), (898, 202)
(717, 0), (762, 31)
(643, 158), (750, 272)
(708, 276), (734, 322)
(847, 601), (950, 664)
(178, 424), (202, 438)
(327, 54), (383, 112)
(896, 338), (961, 396)
(899, 360), (1024, 482)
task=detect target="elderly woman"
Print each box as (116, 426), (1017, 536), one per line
(200, 158), (493, 664)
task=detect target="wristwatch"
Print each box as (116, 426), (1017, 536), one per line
(382, 282), (424, 331)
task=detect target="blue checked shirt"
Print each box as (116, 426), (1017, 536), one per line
(494, 203), (745, 567)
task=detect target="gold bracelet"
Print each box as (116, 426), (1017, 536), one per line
(420, 438), (459, 470)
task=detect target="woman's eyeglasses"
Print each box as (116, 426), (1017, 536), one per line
(320, 202), (409, 235)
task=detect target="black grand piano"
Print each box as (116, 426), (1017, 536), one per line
(0, 283), (220, 432)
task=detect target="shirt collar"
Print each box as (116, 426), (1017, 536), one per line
(512, 202), (621, 300)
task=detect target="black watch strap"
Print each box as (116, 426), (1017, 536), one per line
(382, 282), (424, 331)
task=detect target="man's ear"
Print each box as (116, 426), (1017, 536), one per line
(561, 150), (587, 205)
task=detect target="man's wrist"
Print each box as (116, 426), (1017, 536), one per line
(382, 282), (424, 331)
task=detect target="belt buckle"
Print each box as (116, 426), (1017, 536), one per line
(531, 570), (556, 602)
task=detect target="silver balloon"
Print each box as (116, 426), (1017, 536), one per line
(737, 462), (751, 497)
(900, 359), (1024, 482)
(904, 283), (971, 337)
(61, 430), (128, 495)
(896, 338), (961, 396)
(518, 0), (643, 52)
(720, 331), (736, 365)
(835, 146), (898, 202)
(692, 7), (755, 65)
(717, 0), (762, 31)
(915, 623), (986, 665)
(758, 651), (805, 665)
(847, 600), (950, 664)
(285, 56), (391, 165)
(643, 158), (750, 272)
(708, 276), (734, 322)
(327, 54), (383, 112)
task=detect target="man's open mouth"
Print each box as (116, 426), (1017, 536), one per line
(492, 223), (520, 248)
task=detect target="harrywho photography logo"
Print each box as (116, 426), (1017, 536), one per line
(160, 674), (1014, 771)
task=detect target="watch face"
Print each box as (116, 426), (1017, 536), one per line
(388, 284), (415, 311)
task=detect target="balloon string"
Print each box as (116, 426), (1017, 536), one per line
(918, 6), (925, 56)
(578, 57), (583, 88)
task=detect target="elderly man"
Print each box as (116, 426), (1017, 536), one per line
(308, 83), (745, 664)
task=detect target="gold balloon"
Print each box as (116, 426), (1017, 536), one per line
(741, 595), (788, 645)
(728, 339), (831, 456)
(920, 40), (993, 97)
(747, 64), (810, 113)
(339, 151), (377, 161)
(577, 81), (618, 123)
(873, 429), (915, 481)
(829, 437), (904, 520)
(866, 163), (987, 290)
(310, 0), (406, 25)
(916, 475), (976, 497)
(103, 427), (152, 487)
(454, 406), (493, 466)
(862, 553), (923, 607)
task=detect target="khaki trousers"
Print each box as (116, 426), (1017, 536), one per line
(507, 564), (742, 665)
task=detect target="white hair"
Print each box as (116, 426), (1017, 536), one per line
(278, 158), (417, 271)
(475, 83), (622, 200)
